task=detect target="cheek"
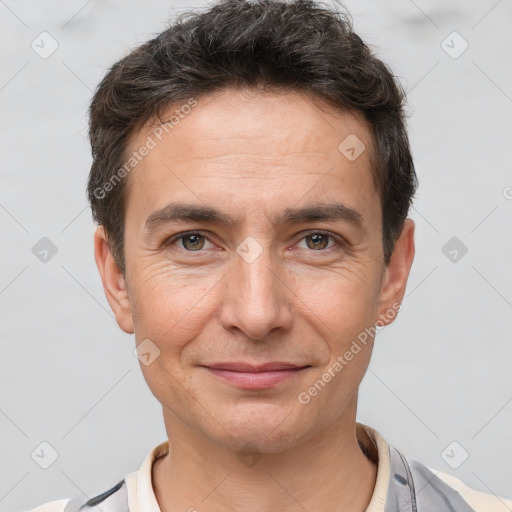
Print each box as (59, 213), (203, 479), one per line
(129, 262), (219, 337)
(297, 263), (381, 329)
(294, 268), (381, 390)
(298, 281), (378, 409)
(130, 274), (210, 397)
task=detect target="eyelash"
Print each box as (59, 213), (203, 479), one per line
(164, 230), (345, 254)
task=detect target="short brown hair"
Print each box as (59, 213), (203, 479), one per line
(87, 0), (418, 273)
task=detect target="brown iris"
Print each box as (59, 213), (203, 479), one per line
(305, 234), (329, 250)
(182, 234), (205, 250)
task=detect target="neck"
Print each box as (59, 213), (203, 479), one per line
(152, 404), (378, 512)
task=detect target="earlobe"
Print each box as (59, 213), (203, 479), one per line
(376, 219), (415, 326)
(94, 226), (134, 334)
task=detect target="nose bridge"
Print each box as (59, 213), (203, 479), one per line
(239, 242), (279, 300)
(220, 236), (292, 339)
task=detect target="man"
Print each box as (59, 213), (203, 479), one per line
(26, 0), (511, 511)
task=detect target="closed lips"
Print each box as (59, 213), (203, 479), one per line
(202, 362), (310, 372)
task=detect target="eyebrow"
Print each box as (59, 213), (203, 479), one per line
(145, 202), (364, 232)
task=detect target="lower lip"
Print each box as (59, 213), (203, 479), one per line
(204, 367), (308, 389)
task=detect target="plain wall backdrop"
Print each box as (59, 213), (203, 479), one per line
(1, 0), (511, 510)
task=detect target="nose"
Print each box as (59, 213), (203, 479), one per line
(219, 241), (293, 341)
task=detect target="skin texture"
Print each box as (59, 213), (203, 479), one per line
(94, 89), (415, 512)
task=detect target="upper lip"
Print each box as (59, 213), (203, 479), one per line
(202, 362), (309, 372)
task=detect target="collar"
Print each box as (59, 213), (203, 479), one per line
(124, 422), (391, 512)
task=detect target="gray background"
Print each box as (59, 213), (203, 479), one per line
(1, 0), (511, 510)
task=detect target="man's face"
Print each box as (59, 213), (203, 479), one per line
(97, 89), (413, 452)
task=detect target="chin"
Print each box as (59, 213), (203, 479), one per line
(211, 404), (314, 453)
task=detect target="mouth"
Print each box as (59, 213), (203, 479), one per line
(200, 362), (311, 390)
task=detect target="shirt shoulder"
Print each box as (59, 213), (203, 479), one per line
(23, 499), (70, 512)
(23, 479), (129, 512)
(433, 467), (512, 512)
(389, 446), (512, 512)
(21, 440), (167, 512)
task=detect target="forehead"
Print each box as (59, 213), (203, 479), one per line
(124, 89), (380, 231)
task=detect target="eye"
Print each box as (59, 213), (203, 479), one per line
(168, 232), (215, 251)
(296, 232), (340, 251)
(164, 230), (343, 254)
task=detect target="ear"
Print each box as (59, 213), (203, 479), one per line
(94, 226), (134, 334)
(376, 218), (415, 326)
